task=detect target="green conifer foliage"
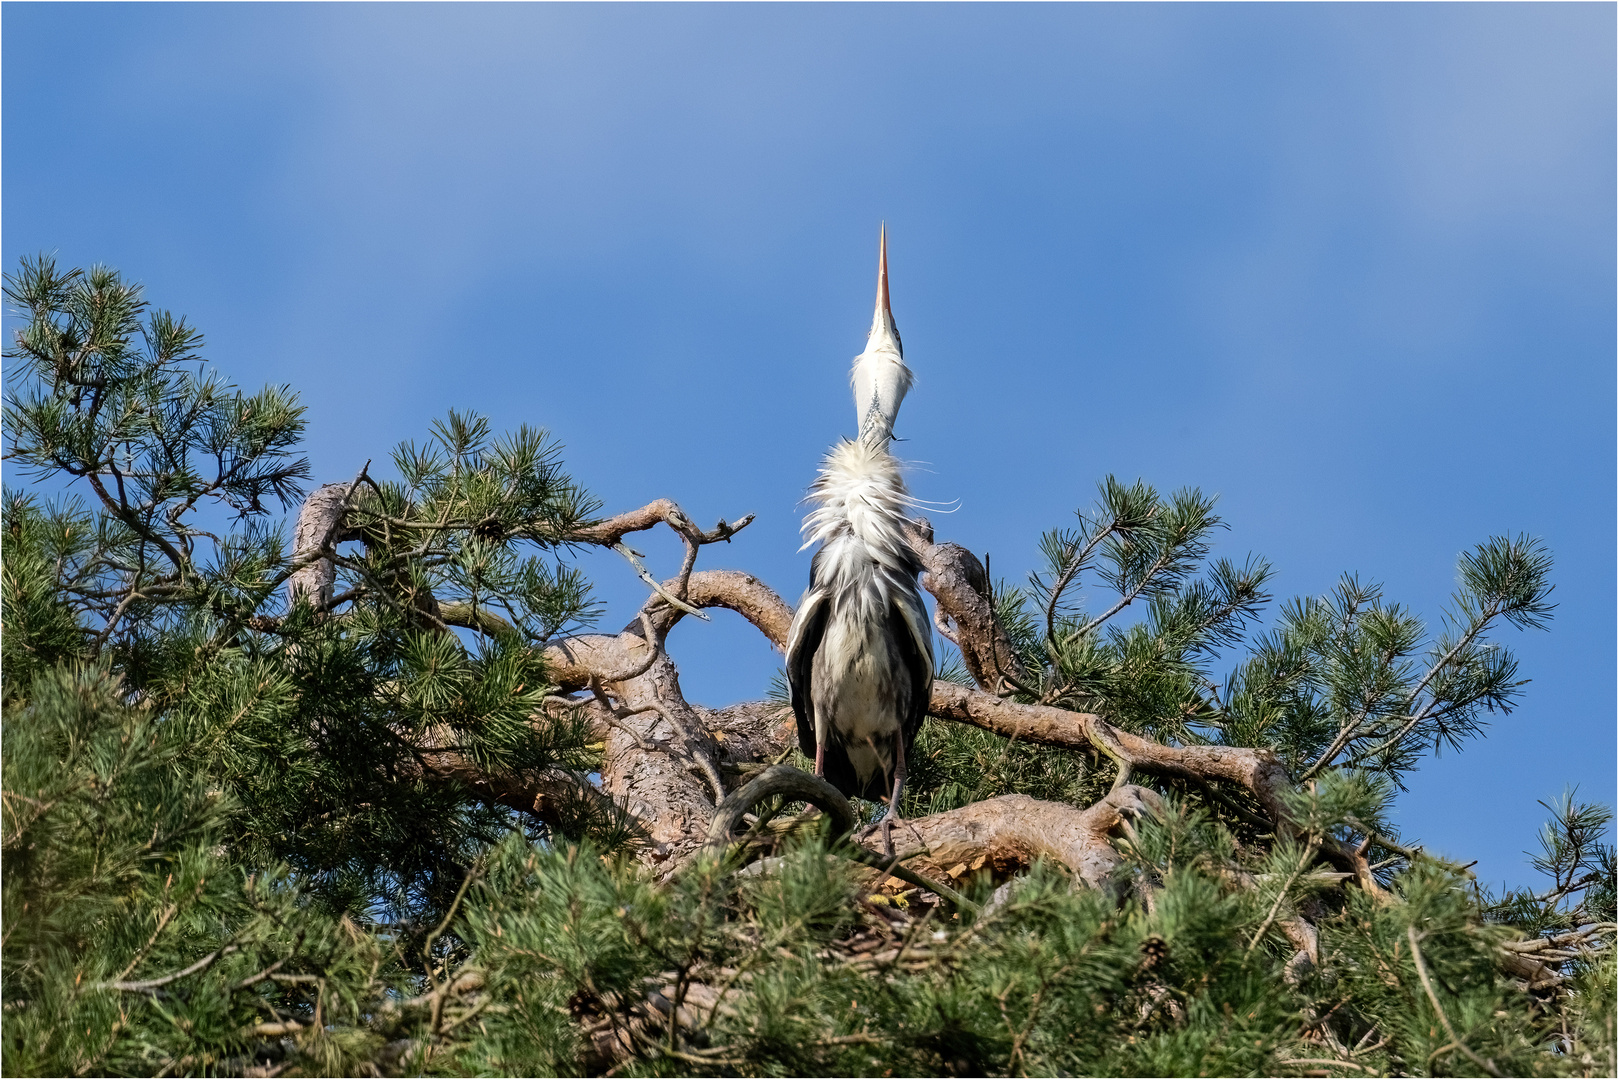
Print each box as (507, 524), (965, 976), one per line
(2, 259), (1612, 1076)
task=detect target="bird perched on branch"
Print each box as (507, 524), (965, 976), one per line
(786, 226), (934, 852)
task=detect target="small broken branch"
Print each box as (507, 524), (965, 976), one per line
(613, 542), (709, 621)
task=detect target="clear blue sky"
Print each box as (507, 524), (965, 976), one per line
(4, 3), (1613, 890)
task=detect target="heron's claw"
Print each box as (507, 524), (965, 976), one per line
(858, 809), (919, 859)
(855, 817), (894, 857)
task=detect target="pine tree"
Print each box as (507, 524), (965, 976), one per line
(3, 257), (1612, 1077)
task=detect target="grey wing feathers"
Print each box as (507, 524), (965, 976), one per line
(889, 591), (935, 742)
(786, 589), (829, 760)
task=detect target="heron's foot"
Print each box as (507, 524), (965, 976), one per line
(859, 808), (922, 859)
(855, 817), (892, 856)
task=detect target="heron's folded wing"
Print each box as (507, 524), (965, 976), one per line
(889, 591), (936, 741)
(785, 589), (829, 758)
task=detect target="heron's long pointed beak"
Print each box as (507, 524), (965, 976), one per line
(876, 224), (891, 322)
(870, 224), (898, 348)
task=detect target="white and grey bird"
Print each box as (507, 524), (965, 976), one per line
(786, 226), (934, 849)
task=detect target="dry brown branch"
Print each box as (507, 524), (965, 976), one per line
(568, 500), (698, 546)
(702, 764), (858, 851)
(923, 681), (1294, 819)
(612, 542), (709, 620)
(285, 471), (367, 609)
(641, 569), (795, 647)
(568, 499), (754, 548)
(906, 518), (1035, 694)
(900, 785), (1164, 890)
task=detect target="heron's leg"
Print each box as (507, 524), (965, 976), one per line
(877, 730), (914, 857)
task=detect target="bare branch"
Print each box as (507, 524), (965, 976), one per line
(570, 500), (754, 547)
(613, 542), (709, 621)
(906, 519), (1036, 694)
(901, 785), (1165, 891)
(641, 569), (795, 646)
(285, 465), (369, 610)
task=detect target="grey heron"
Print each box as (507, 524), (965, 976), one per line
(785, 226), (934, 852)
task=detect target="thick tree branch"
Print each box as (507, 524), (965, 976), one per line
(642, 569), (795, 647)
(285, 476), (365, 609)
(924, 682), (1295, 822)
(902, 785), (1164, 891)
(905, 518), (1035, 694)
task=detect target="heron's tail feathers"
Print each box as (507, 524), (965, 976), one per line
(815, 738), (896, 803)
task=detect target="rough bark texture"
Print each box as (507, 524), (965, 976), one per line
(645, 570), (794, 647)
(595, 623), (725, 866)
(540, 625), (727, 865)
(905, 517), (1034, 693)
(285, 482), (361, 609)
(923, 682), (1294, 821)
(694, 700), (796, 772)
(901, 785), (1163, 891)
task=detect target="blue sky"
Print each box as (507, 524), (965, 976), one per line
(4, 3), (1613, 889)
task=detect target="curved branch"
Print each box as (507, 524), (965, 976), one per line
(569, 498), (754, 548)
(701, 769), (1152, 907)
(924, 681), (1294, 820)
(905, 518), (1035, 694)
(702, 765), (858, 852)
(643, 569), (795, 646)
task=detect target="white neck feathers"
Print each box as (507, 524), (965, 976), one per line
(801, 438), (916, 580)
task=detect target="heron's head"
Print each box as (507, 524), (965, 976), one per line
(851, 224), (913, 444)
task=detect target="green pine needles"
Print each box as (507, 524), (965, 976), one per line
(3, 259), (1613, 1076)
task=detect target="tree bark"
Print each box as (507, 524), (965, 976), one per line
(901, 785), (1163, 891)
(286, 482), (360, 609)
(906, 517), (1034, 693)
